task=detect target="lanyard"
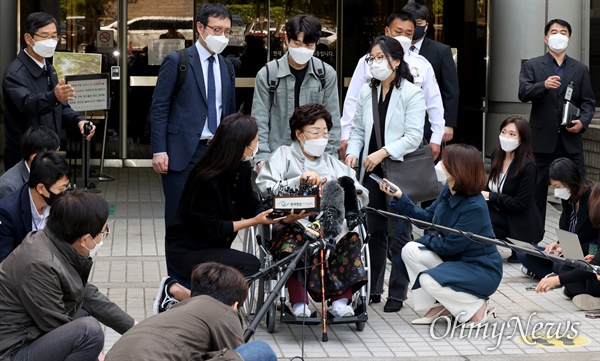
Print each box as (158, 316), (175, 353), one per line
(32, 215), (41, 231)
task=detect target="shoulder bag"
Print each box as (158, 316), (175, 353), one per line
(371, 86), (441, 203)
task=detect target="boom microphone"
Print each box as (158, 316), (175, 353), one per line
(318, 180), (345, 239)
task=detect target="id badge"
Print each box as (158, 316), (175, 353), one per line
(565, 82), (574, 101)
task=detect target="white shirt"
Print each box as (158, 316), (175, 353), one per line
(24, 48), (46, 69)
(411, 37), (425, 54)
(340, 50), (445, 145)
(195, 41), (223, 140)
(28, 189), (50, 231)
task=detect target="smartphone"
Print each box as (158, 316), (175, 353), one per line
(369, 173), (398, 193)
(266, 211), (286, 220)
(525, 285), (537, 291)
(585, 312), (600, 319)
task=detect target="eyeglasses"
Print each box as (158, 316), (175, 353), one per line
(206, 24), (233, 37)
(365, 54), (388, 65)
(303, 130), (330, 138)
(100, 220), (115, 239)
(48, 183), (71, 195)
(34, 33), (59, 41)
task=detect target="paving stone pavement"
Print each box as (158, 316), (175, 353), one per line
(88, 168), (599, 360)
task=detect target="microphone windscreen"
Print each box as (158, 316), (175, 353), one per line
(319, 180), (345, 239)
(337, 176), (359, 215)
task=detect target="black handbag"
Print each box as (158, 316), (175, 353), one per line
(371, 86), (441, 203)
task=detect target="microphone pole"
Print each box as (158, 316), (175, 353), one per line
(244, 232), (327, 342)
(365, 206), (600, 275)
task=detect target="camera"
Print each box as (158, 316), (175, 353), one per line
(83, 121), (93, 136)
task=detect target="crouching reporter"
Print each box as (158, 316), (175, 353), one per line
(0, 190), (135, 361)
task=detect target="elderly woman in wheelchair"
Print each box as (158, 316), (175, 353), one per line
(256, 103), (369, 319)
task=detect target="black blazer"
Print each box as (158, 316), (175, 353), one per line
(559, 188), (599, 255)
(165, 162), (264, 253)
(2, 50), (83, 168)
(485, 152), (544, 243)
(418, 37), (459, 128)
(518, 52), (596, 154)
(0, 184), (33, 262)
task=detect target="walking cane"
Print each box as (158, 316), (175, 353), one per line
(320, 247), (328, 342)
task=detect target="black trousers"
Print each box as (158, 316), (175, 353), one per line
(167, 247), (260, 288)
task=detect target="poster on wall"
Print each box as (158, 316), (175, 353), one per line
(147, 39), (185, 66)
(65, 73), (110, 112)
(53, 52), (102, 80)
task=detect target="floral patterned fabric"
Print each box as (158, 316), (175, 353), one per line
(270, 222), (368, 300)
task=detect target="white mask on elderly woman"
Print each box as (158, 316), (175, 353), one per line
(301, 134), (328, 157)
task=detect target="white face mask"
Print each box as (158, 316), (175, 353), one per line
(499, 135), (520, 152)
(554, 187), (571, 200)
(301, 134), (328, 157)
(394, 36), (412, 54)
(84, 236), (104, 257)
(547, 34), (569, 53)
(434, 161), (447, 185)
(31, 37), (57, 58)
(370, 59), (394, 81)
(200, 31), (229, 54)
(288, 46), (315, 65)
(243, 142), (259, 161)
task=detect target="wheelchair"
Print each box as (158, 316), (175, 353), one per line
(240, 220), (371, 333)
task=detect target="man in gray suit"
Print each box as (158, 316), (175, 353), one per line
(0, 126), (59, 199)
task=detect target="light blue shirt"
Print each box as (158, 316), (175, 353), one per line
(195, 40), (223, 140)
(28, 188), (50, 231)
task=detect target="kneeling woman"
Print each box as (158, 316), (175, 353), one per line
(256, 103), (369, 318)
(163, 114), (286, 297)
(380, 144), (502, 325)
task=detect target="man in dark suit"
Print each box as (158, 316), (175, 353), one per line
(403, 2), (459, 144)
(151, 3), (236, 225)
(0, 126), (60, 199)
(0, 151), (71, 262)
(519, 19), (596, 225)
(2, 12), (95, 171)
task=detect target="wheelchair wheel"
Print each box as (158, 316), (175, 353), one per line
(241, 227), (261, 320)
(266, 300), (277, 333)
(356, 296), (366, 331)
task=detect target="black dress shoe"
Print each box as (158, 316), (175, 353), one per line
(507, 251), (520, 264)
(369, 295), (381, 304)
(384, 299), (403, 313)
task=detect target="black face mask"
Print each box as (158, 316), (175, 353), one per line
(40, 186), (64, 206)
(413, 25), (427, 40)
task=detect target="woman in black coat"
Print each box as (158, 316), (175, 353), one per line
(482, 116), (544, 263)
(153, 114), (302, 313)
(518, 158), (599, 279)
(536, 183), (600, 311)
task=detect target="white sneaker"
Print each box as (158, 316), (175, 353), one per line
(332, 305), (354, 318)
(520, 266), (535, 278)
(293, 303), (313, 318)
(153, 276), (179, 315)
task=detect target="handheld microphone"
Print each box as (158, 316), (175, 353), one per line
(318, 180), (345, 240)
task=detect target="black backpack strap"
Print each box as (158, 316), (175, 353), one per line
(265, 59), (280, 111)
(172, 48), (189, 99)
(311, 57), (326, 90)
